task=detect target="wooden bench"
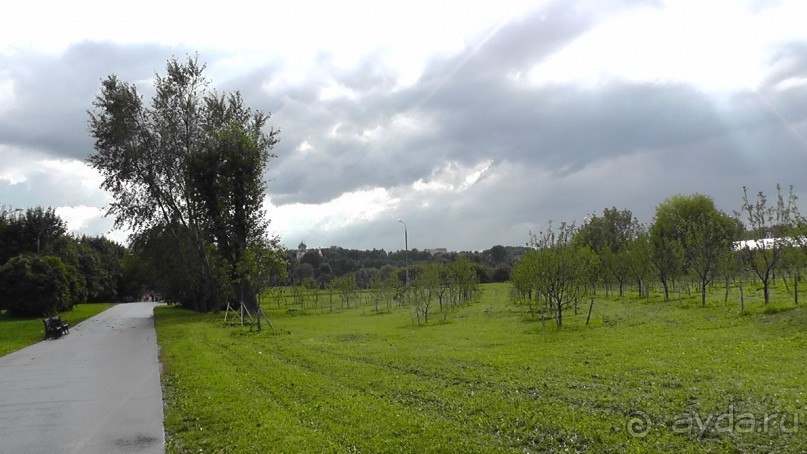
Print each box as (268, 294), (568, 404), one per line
(43, 317), (70, 339)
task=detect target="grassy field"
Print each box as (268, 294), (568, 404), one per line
(156, 283), (807, 453)
(0, 303), (116, 356)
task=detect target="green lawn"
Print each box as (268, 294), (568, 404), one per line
(156, 283), (807, 453)
(0, 303), (116, 356)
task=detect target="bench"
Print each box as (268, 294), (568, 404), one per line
(43, 317), (70, 339)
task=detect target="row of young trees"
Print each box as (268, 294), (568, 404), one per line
(407, 258), (480, 324)
(270, 257), (481, 324)
(0, 207), (125, 317)
(512, 186), (805, 327)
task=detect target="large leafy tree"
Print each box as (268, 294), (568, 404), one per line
(574, 207), (641, 296)
(0, 207), (67, 264)
(650, 194), (737, 305)
(677, 197), (739, 306)
(88, 56), (283, 312)
(77, 236), (126, 302)
(649, 200), (685, 300)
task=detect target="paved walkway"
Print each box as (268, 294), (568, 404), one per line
(0, 303), (165, 453)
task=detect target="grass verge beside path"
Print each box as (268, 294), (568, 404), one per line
(0, 303), (116, 356)
(157, 284), (807, 453)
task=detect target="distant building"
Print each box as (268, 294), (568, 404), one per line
(732, 237), (804, 251)
(293, 241), (322, 261)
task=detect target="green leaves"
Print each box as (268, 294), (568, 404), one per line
(736, 185), (801, 304)
(513, 222), (591, 327)
(649, 194), (736, 304)
(0, 255), (71, 317)
(89, 56), (283, 312)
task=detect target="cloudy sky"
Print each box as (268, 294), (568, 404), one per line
(2, 0), (807, 252)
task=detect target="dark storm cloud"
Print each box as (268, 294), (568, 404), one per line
(0, 42), (190, 160)
(302, 72), (807, 249)
(428, 80), (731, 170)
(227, 60), (437, 204)
(760, 44), (807, 128)
(244, 0), (803, 215)
(4, 1), (807, 251)
(244, 0), (647, 205)
(249, 0), (807, 247)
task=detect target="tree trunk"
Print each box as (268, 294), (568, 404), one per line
(763, 280), (770, 305)
(540, 298), (544, 327)
(795, 271), (799, 305)
(724, 275), (730, 304)
(740, 281), (744, 312)
(701, 281), (707, 307)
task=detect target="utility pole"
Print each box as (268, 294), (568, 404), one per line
(398, 219), (409, 288)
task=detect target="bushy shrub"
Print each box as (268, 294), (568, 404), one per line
(0, 255), (73, 317)
(492, 264), (511, 283)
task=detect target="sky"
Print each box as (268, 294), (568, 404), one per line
(2, 0), (807, 252)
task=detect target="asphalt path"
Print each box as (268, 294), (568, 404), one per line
(0, 302), (165, 453)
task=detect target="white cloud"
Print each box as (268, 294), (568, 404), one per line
(0, 145), (32, 184)
(267, 187), (401, 240)
(40, 159), (105, 192)
(318, 81), (359, 102)
(0, 148), (103, 191)
(1, 0), (541, 90)
(413, 160), (494, 193)
(296, 140), (312, 154)
(55, 205), (103, 232)
(0, 147), (111, 215)
(528, 0), (805, 93)
(0, 72), (14, 115)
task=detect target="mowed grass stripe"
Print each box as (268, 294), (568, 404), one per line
(160, 316), (341, 452)
(269, 311), (618, 450)
(233, 328), (518, 451)
(162, 316), (513, 451)
(301, 342), (634, 449)
(158, 283), (807, 453)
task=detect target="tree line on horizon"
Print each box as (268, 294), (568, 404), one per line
(0, 204), (522, 318)
(0, 206), (127, 317)
(285, 243), (525, 289)
(1, 185), (801, 322)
